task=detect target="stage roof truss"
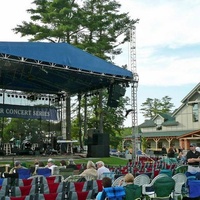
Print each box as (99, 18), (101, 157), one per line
(0, 42), (133, 96)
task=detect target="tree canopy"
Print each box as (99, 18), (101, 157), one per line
(140, 96), (175, 119)
(11, 0), (138, 149)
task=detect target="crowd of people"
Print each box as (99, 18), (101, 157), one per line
(3, 142), (200, 199)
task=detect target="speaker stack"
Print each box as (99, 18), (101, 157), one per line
(87, 129), (110, 157)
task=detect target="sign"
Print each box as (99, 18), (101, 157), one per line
(0, 104), (57, 120)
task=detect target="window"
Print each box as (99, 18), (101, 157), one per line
(192, 103), (199, 122)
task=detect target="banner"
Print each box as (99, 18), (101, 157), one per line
(0, 104), (58, 120)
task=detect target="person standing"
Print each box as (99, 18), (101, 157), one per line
(186, 143), (200, 177)
(161, 145), (167, 156)
(96, 161), (110, 179)
(167, 144), (175, 158)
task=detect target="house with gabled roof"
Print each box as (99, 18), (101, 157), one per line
(124, 82), (200, 152)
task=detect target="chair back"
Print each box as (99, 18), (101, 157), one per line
(101, 172), (115, 182)
(154, 176), (175, 197)
(172, 173), (187, 193)
(63, 175), (84, 182)
(124, 184), (142, 200)
(36, 168), (51, 177)
(112, 176), (125, 187)
(68, 190), (95, 200)
(101, 186), (125, 200)
(34, 192), (66, 200)
(159, 169), (173, 177)
(41, 182), (66, 194)
(67, 181), (88, 192)
(16, 168), (31, 179)
(188, 180), (200, 198)
(134, 174), (150, 186)
(11, 185), (38, 197)
(59, 168), (74, 179)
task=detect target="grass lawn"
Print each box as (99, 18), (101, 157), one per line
(75, 157), (128, 166)
(0, 156), (128, 168)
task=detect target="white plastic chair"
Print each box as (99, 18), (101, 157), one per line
(134, 174), (151, 186)
(112, 175), (125, 187)
(172, 173), (187, 200)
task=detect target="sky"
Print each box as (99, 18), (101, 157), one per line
(0, 0), (200, 127)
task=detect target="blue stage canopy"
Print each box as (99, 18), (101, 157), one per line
(0, 42), (133, 95)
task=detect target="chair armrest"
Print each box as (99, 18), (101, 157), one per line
(142, 183), (154, 195)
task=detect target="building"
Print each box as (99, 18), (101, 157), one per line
(125, 82), (200, 152)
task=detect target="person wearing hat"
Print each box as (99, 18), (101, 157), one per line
(46, 158), (57, 171)
(186, 143), (200, 177)
(9, 161), (27, 174)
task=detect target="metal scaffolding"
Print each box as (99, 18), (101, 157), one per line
(129, 25), (139, 160)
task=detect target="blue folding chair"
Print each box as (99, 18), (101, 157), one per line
(100, 186), (125, 200)
(16, 168), (31, 179)
(36, 167), (51, 177)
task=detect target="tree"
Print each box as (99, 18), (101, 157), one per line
(140, 96), (175, 119)
(12, 0), (136, 146)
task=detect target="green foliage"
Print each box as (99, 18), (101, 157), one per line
(71, 89), (130, 147)
(141, 137), (148, 153)
(12, 0), (137, 147)
(0, 156), (128, 167)
(140, 96), (174, 119)
(2, 118), (61, 143)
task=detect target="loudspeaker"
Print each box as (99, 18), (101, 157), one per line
(89, 145), (110, 157)
(87, 129), (100, 145)
(93, 133), (109, 145)
(107, 84), (126, 108)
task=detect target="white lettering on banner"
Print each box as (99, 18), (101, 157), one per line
(33, 111), (50, 117)
(0, 108), (4, 114)
(6, 109), (32, 116)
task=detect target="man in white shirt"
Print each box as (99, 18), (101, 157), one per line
(46, 158), (57, 174)
(96, 161), (110, 179)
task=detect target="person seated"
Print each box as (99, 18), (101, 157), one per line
(60, 160), (67, 168)
(119, 173), (142, 200)
(79, 160), (98, 179)
(96, 161), (110, 179)
(66, 159), (78, 170)
(9, 161), (27, 174)
(96, 177), (112, 200)
(45, 158), (57, 171)
(32, 160), (45, 175)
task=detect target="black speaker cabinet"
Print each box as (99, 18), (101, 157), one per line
(89, 145), (110, 157)
(93, 133), (109, 145)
